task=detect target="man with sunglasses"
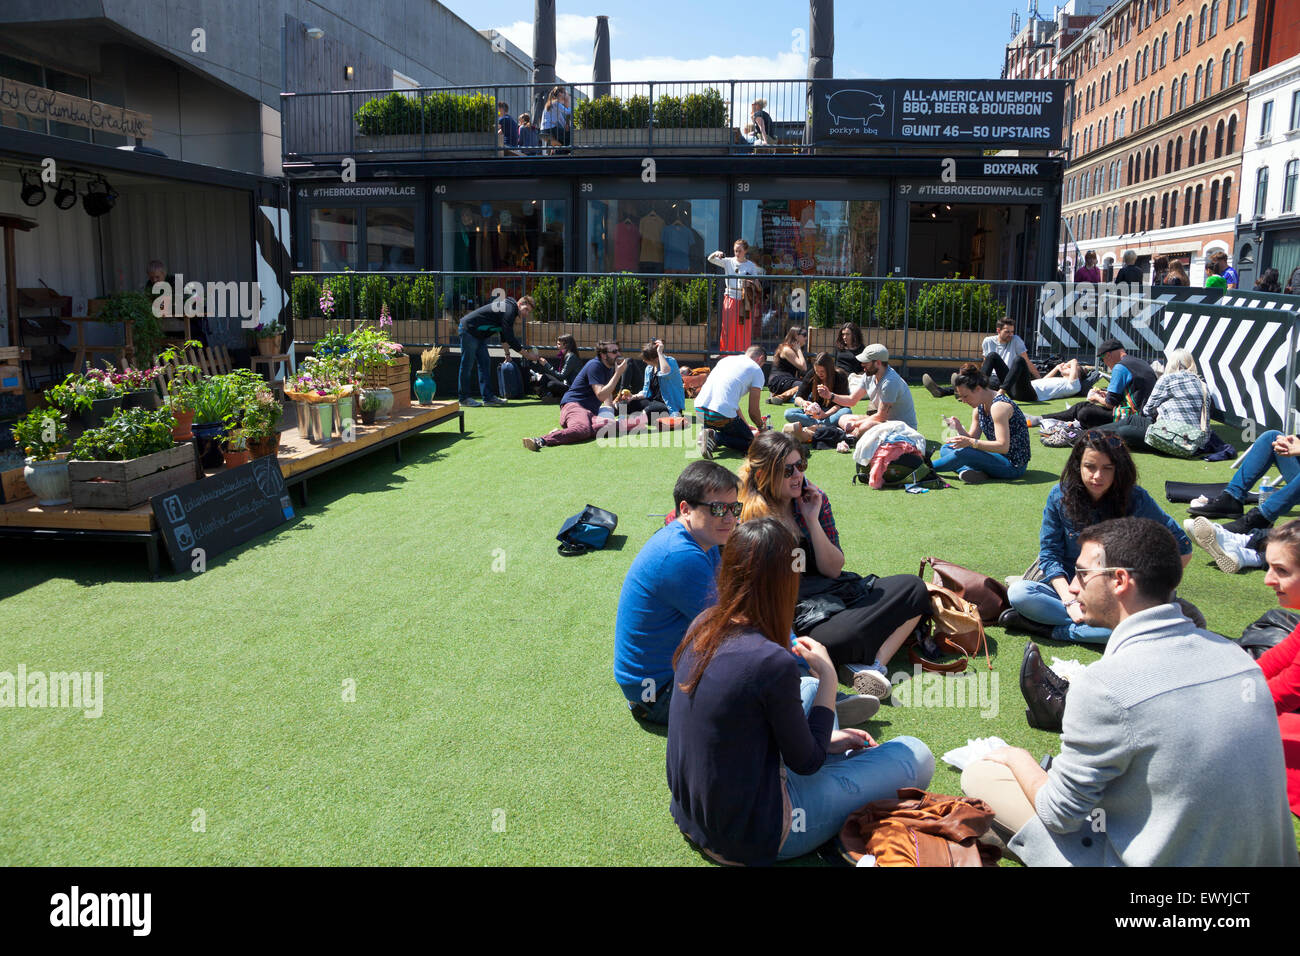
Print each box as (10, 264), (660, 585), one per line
(523, 339), (644, 450)
(962, 517), (1297, 866)
(615, 462), (742, 724)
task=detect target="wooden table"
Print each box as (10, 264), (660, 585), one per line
(0, 401), (464, 576)
(64, 316), (126, 372)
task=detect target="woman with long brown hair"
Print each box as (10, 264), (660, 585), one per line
(782, 352), (850, 429)
(667, 517), (934, 865)
(737, 431), (930, 699)
(766, 326), (807, 403)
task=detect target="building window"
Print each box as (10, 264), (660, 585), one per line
(740, 198), (878, 276)
(1194, 66), (1203, 102)
(1291, 91), (1300, 131)
(1153, 143), (1160, 173)
(1184, 187), (1193, 221)
(444, 199), (569, 274)
(1184, 16), (1193, 48)
(1174, 22), (1182, 57)
(365, 207), (416, 270)
(1215, 120), (1225, 157)
(1169, 190), (1178, 226)
(1209, 0), (1220, 36)
(1254, 166), (1269, 217)
(1175, 135), (1183, 170)
(1285, 159), (1299, 213)
(1144, 149), (1152, 180)
(310, 208), (359, 271)
(1161, 193), (1169, 227)
(1228, 114), (1237, 152)
(1260, 100), (1273, 137)
(1161, 33), (1168, 67)
(1209, 179), (1220, 219)
(1199, 125), (1208, 163)
(1188, 129), (1198, 165)
(1239, 0), (1248, 16)
(1204, 59), (1215, 97)
(1166, 139), (1175, 174)
(1221, 177), (1231, 217)
(1232, 42), (1243, 84)
(1194, 184), (1204, 221)
(1179, 73), (1188, 109)
(1226, 0), (1236, 24)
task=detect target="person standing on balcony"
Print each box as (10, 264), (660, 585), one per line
(539, 87), (571, 154)
(709, 240), (765, 353)
(497, 102), (518, 152)
(517, 112), (541, 153)
(751, 99), (774, 146)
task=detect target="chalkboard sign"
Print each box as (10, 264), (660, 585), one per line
(151, 457), (294, 572)
(811, 79), (1067, 148)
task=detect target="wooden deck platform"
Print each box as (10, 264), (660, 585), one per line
(0, 401), (463, 574)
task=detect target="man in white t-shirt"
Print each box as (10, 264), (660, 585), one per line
(694, 346), (769, 458)
(979, 317), (1040, 402)
(820, 344), (917, 431)
(1029, 359), (1089, 402)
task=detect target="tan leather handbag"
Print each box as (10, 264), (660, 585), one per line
(919, 556), (1010, 624)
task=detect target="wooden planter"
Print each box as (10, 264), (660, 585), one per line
(572, 128), (650, 156)
(364, 355), (410, 410)
(356, 132), (497, 159)
(68, 443), (195, 510)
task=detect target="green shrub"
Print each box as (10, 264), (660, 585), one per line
(291, 275), (320, 321)
(808, 281), (838, 328)
(680, 278), (714, 326)
(682, 88), (727, 128)
(625, 95), (652, 128)
(565, 277), (597, 321)
(653, 95), (683, 128)
(530, 276), (563, 322)
(574, 95), (625, 130)
(874, 280), (907, 330)
(587, 275), (647, 324)
(71, 406), (175, 462)
(647, 279), (683, 323)
(836, 275), (873, 327)
(357, 275), (391, 323)
(322, 272), (356, 320)
(354, 92), (415, 135)
(409, 274), (441, 318)
(912, 280), (1003, 332)
(422, 91), (496, 133)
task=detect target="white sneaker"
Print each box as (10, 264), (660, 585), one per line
(838, 662), (892, 699)
(1190, 516), (1258, 574)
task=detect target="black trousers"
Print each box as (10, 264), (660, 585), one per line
(807, 574), (931, 668)
(982, 354), (1037, 403)
(1094, 412), (1153, 448)
(1041, 400), (1115, 430)
(624, 397), (671, 417)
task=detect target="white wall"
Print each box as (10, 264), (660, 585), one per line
(1241, 55), (1300, 222)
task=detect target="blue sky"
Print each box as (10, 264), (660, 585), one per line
(440, 1), (1025, 82)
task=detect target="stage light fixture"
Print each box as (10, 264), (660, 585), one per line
(20, 170), (46, 207)
(53, 176), (78, 210)
(82, 176), (118, 217)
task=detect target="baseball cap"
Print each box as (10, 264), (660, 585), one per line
(1097, 338), (1123, 356)
(856, 344), (889, 363)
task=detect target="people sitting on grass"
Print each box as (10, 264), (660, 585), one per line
(614, 461), (740, 724)
(926, 358), (1090, 403)
(665, 516), (935, 865)
(694, 346), (769, 459)
(962, 517), (1298, 866)
(766, 327), (808, 404)
(832, 323), (865, 379)
(457, 295), (533, 407)
(1001, 431), (1193, 643)
(1027, 339), (1155, 433)
(1259, 520), (1300, 818)
(1188, 430), (1300, 535)
(783, 353), (850, 429)
(817, 343), (916, 430)
(738, 431), (929, 700)
(626, 339), (685, 418)
(932, 362), (1030, 485)
(1129, 348), (1208, 449)
(522, 340), (647, 451)
(554, 334), (583, 385)
(519, 346), (569, 401)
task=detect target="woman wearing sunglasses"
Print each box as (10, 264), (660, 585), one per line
(667, 517), (934, 865)
(737, 431), (929, 698)
(1259, 520), (1300, 817)
(1002, 430), (1193, 643)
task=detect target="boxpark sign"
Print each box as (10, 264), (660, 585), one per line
(811, 79), (1067, 148)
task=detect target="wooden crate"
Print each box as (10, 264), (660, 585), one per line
(1, 466), (31, 504)
(365, 356), (411, 410)
(68, 444), (196, 510)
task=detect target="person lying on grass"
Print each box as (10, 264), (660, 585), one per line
(666, 516), (934, 866)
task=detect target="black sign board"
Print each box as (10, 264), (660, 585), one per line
(151, 458), (294, 573)
(811, 79), (1067, 148)
(296, 182), (418, 201)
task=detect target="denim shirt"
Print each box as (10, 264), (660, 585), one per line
(1037, 484), (1192, 583)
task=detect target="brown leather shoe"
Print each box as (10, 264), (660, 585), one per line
(1020, 642), (1069, 733)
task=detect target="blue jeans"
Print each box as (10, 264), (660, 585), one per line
(784, 406), (851, 428)
(1226, 430), (1300, 522)
(779, 734), (935, 861)
(932, 445), (1027, 480)
(627, 682), (673, 724)
(458, 330), (496, 402)
(700, 410), (756, 452)
(1007, 579), (1111, 644)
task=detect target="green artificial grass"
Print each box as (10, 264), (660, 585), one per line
(1, 384), (1297, 865)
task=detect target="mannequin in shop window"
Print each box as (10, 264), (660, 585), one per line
(662, 210), (693, 274)
(639, 205), (666, 273)
(614, 212), (640, 273)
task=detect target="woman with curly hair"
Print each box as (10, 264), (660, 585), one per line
(737, 431), (930, 698)
(1002, 430), (1193, 643)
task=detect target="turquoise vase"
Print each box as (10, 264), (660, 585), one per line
(414, 370), (437, 405)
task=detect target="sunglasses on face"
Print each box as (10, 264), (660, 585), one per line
(691, 500), (743, 518)
(783, 459), (809, 479)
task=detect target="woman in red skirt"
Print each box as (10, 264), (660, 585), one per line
(709, 239), (764, 353)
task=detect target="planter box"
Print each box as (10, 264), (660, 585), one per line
(68, 443), (196, 510)
(365, 355), (410, 410)
(572, 128), (650, 156)
(651, 127), (733, 155)
(355, 132), (497, 159)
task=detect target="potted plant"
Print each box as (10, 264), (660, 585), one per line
(67, 407), (191, 509)
(94, 290), (164, 364)
(285, 357), (342, 442)
(248, 317), (286, 357)
(45, 369), (121, 438)
(157, 341), (203, 440)
(358, 388), (383, 426)
(112, 364), (163, 410)
(242, 385), (283, 459)
(348, 323), (403, 420)
(222, 429), (250, 467)
(13, 408), (70, 505)
(415, 346), (443, 404)
(190, 373), (243, 468)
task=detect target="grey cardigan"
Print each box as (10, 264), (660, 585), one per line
(1011, 603), (1299, 867)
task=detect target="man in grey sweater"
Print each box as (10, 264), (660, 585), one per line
(963, 517), (1298, 866)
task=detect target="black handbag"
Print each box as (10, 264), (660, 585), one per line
(556, 504), (618, 556)
(1239, 609), (1300, 660)
(794, 571), (877, 633)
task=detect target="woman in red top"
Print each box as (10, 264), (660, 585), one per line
(1261, 520), (1300, 816)
(1073, 250), (1102, 283)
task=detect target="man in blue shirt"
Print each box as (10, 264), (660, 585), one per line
(614, 461), (740, 723)
(523, 340), (645, 450)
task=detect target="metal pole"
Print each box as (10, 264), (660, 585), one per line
(1286, 312), (1299, 435)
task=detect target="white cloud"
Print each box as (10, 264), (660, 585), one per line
(490, 15), (808, 84)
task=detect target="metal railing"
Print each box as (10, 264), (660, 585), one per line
(283, 79), (833, 161)
(288, 269), (1054, 371)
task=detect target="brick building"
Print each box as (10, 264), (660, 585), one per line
(1055, 0), (1268, 282)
